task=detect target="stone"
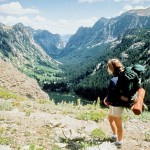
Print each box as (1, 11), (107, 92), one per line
(0, 145), (11, 150)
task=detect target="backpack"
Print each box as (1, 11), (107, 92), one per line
(117, 64), (145, 108)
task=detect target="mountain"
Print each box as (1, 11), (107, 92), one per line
(0, 8), (150, 105)
(61, 34), (72, 47)
(0, 23), (61, 83)
(60, 7), (150, 59)
(54, 8), (150, 103)
(72, 28), (150, 101)
(127, 7), (150, 16)
(33, 29), (66, 58)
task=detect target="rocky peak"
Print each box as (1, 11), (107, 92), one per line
(12, 23), (33, 42)
(92, 17), (109, 31)
(0, 22), (5, 27)
(61, 7), (150, 57)
(127, 7), (150, 16)
(33, 29), (65, 58)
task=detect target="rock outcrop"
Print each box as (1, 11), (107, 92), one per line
(0, 59), (49, 99)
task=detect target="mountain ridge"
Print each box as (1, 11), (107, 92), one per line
(126, 7), (150, 16)
(0, 23), (62, 84)
(59, 7), (150, 59)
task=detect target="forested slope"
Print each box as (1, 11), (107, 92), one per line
(49, 28), (150, 108)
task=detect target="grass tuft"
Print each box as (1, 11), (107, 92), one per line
(0, 86), (28, 100)
(91, 128), (106, 140)
(76, 110), (107, 122)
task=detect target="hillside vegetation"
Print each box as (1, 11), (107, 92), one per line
(0, 89), (150, 150)
(44, 28), (150, 108)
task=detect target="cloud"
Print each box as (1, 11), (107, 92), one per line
(123, 5), (147, 11)
(130, 0), (150, 3)
(78, 0), (103, 3)
(0, 10), (98, 34)
(113, 0), (122, 2)
(78, 0), (150, 4)
(40, 17), (98, 34)
(113, 0), (150, 4)
(32, 17), (98, 34)
(0, 1), (99, 34)
(122, 5), (133, 11)
(0, 2), (40, 16)
(118, 4), (149, 15)
(0, 0), (7, 2)
(0, 0), (6, 3)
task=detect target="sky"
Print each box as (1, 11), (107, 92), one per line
(0, 0), (150, 35)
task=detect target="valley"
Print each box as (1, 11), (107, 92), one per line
(0, 7), (150, 107)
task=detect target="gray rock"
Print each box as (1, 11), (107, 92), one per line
(0, 145), (11, 150)
(86, 142), (117, 150)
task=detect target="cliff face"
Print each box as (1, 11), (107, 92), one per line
(0, 59), (49, 99)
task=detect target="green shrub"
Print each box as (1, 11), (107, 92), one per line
(91, 128), (106, 140)
(0, 101), (13, 111)
(51, 145), (61, 150)
(27, 144), (45, 150)
(29, 144), (35, 150)
(0, 127), (5, 134)
(0, 135), (12, 145)
(76, 110), (107, 122)
(37, 99), (50, 104)
(0, 86), (27, 100)
(144, 130), (150, 142)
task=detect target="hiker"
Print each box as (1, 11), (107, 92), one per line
(104, 58), (124, 147)
(104, 58), (146, 147)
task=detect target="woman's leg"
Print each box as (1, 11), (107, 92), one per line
(113, 116), (123, 141)
(108, 115), (117, 136)
(108, 106), (124, 142)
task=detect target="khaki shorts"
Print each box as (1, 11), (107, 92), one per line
(108, 106), (124, 117)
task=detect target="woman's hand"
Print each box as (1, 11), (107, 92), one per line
(104, 98), (109, 106)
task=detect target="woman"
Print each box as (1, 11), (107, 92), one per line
(104, 58), (124, 147)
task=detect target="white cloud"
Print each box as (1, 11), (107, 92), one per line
(0, 2), (98, 34)
(75, 17), (98, 26)
(0, 15), (32, 25)
(113, 0), (121, 2)
(123, 5), (147, 11)
(122, 5), (134, 11)
(78, 0), (103, 3)
(0, 0), (7, 2)
(45, 17), (98, 34)
(113, 0), (150, 3)
(0, 2), (40, 16)
(0, 11), (98, 34)
(130, 0), (150, 3)
(118, 4), (149, 15)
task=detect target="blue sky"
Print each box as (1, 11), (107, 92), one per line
(0, 0), (150, 35)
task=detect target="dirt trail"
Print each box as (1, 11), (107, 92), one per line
(0, 107), (149, 150)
